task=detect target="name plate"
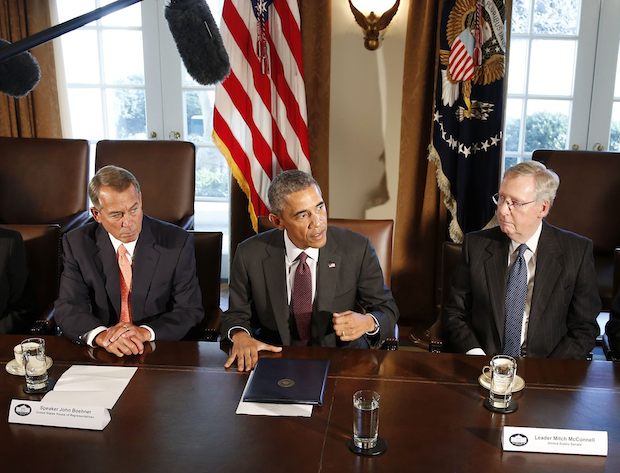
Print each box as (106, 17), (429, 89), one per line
(8, 400), (110, 431)
(502, 426), (607, 456)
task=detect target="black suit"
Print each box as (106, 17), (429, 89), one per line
(0, 228), (32, 333)
(54, 215), (203, 342)
(604, 291), (620, 353)
(221, 226), (399, 347)
(443, 222), (600, 359)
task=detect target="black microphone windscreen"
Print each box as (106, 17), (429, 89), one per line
(165, 0), (230, 86)
(0, 39), (41, 98)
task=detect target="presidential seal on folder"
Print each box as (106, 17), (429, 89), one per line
(243, 358), (330, 405)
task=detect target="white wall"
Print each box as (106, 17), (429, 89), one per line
(328, 0), (409, 221)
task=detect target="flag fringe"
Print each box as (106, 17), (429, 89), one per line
(427, 143), (464, 243)
(212, 130), (259, 232)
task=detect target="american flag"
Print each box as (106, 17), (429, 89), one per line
(213, 0), (311, 230)
(448, 29), (475, 82)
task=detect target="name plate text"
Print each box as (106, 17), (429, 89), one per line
(8, 400), (110, 431)
(502, 426), (607, 456)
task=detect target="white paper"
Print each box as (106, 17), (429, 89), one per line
(235, 370), (313, 417)
(502, 426), (608, 456)
(43, 365), (137, 409)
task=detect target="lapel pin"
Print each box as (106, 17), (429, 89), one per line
(328, 262), (336, 268)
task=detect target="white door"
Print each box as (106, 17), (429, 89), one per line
(503, 0), (620, 169)
(54, 0), (230, 276)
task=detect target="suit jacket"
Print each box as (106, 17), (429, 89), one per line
(54, 215), (203, 342)
(221, 226), (399, 347)
(0, 228), (32, 334)
(604, 291), (620, 353)
(442, 222), (600, 359)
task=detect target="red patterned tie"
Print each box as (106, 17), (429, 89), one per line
(291, 252), (312, 342)
(117, 244), (132, 323)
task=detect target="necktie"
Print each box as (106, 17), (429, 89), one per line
(117, 244), (133, 323)
(291, 252), (312, 342)
(502, 244), (528, 357)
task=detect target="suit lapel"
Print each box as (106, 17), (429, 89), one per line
(262, 231), (290, 345)
(132, 217), (159, 321)
(529, 223), (562, 333)
(315, 232), (341, 337)
(96, 225), (121, 318)
(483, 232), (509, 340)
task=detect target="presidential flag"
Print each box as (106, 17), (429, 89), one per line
(428, 0), (505, 242)
(213, 0), (311, 230)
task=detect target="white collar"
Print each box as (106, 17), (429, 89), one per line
(108, 233), (138, 258)
(509, 221), (543, 255)
(284, 230), (320, 263)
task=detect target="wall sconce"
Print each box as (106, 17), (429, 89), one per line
(349, 0), (400, 51)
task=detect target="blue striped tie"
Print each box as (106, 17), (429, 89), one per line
(502, 244), (528, 357)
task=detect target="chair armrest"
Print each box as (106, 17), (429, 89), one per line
(30, 308), (60, 336)
(428, 320), (443, 353)
(408, 320), (443, 353)
(602, 333), (620, 361)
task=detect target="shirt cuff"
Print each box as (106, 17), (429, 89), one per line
(86, 326), (107, 347)
(140, 325), (155, 341)
(365, 314), (380, 336)
(466, 347), (486, 355)
(227, 326), (250, 341)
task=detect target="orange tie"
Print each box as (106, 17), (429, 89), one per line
(117, 244), (132, 323)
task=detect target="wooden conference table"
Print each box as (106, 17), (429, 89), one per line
(1, 335), (619, 473)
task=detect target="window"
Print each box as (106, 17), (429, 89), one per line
(53, 0), (230, 277)
(503, 0), (620, 169)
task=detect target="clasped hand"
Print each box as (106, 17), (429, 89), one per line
(94, 322), (150, 357)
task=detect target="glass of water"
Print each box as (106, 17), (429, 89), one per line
(21, 338), (48, 391)
(353, 390), (380, 449)
(488, 355), (517, 409)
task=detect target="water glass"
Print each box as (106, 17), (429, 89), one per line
(488, 355), (517, 409)
(353, 390), (380, 449)
(21, 338), (48, 391)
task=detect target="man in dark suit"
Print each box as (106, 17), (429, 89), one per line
(604, 291), (620, 354)
(54, 166), (203, 357)
(0, 227), (32, 333)
(222, 170), (399, 371)
(443, 161), (600, 359)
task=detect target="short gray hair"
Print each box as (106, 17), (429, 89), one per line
(89, 165), (141, 209)
(503, 160), (560, 205)
(268, 170), (320, 215)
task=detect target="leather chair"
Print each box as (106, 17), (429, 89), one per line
(95, 140), (196, 229)
(183, 231), (223, 341)
(0, 224), (61, 334)
(0, 137), (89, 232)
(409, 241), (461, 353)
(602, 247), (620, 360)
(532, 150), (620, 310)
(257, 216), (397, 348)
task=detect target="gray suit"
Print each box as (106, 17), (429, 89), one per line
(442, 222), (600, 359)
(221, 226), (399, 347)
(54, 215), (204, 343)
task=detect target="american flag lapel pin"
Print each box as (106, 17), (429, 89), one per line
(328, 261), (336, 268)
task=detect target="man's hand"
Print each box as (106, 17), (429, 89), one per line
(94, 322), (151, 357)
(224, 330), (282, 371)
(332, 311), (376, 342)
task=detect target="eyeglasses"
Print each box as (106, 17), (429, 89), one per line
(492, 193), (536, 211)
